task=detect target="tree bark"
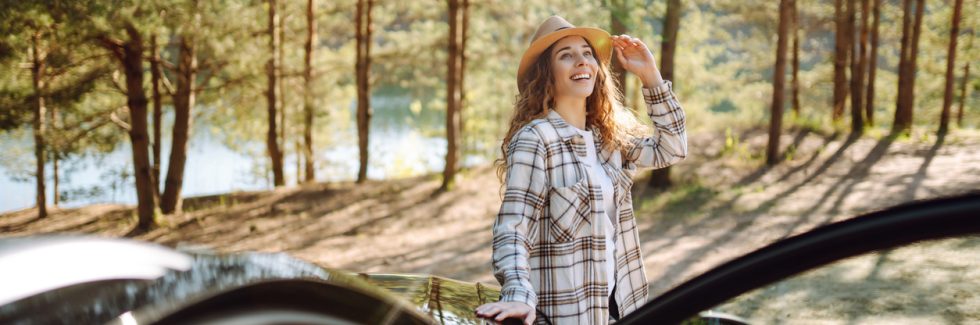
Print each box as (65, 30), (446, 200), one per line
(864, 0), (881, 127)
(442, 0), (466, 191)
(893, 0), (925, 134)
(849, 0), (868, 134)
(649, 0), (680, 189)
(610, 7), (628, 103)
(957, 61), (970, 127)
(303, 0), (316, 183)
(150, 34), (163, 197)
(767, 0), (793, 166)
(355, 0), (373, 183)
(49, 103), (59, 206)
(31, 30), (47, 218)
(266, 0), (285, 186)
(832, 0), (850, 122)
(938, 0), (963, 135)
(100, 24), (157, 232)
(278, 9), (287, 179)
(160, 35), (196, 214)
(791, 0), (801, 117)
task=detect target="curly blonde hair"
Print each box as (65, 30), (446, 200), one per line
(496, 39), (646, 181)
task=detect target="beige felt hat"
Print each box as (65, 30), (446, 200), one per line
(517, 16), (612, 86)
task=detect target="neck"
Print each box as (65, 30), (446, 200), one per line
(553, 95), (587, 130)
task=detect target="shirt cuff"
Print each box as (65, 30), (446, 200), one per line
(499, 285), (538, 310)
(641, 80), (673, 105)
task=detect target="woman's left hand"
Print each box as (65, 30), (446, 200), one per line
(611, 34), (663, 87)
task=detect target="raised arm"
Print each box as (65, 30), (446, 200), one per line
(612, 34), (688, 169)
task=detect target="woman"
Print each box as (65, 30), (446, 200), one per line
(474, 16), (687, 325)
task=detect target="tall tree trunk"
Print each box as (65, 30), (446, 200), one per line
(31, 30), (47, 219)
(160, 35), (196, 214)
(849, 0), (868, 134)
(266, 0), (285, 186)
(610, 6), (628, 102)
(956, 28), (973, 127)
(150, 34), (163, 197)
(355, 0), (373, 183)
(767, 0), (793, 166)
(278, 8), (287, 183)
(957, 59), (970, 127)
(303, 0), (316, 183)
(100, 24), (157, 232)
(938, 0), (963, 135)
(832, 0), (850, 122)
(791, 0), (801, 117)
(49, 103), (59, 206)
(649, 0), (680, 189)
(864, 0), (881, 127)
(893, 0), (925, 134)
(442, 0), (465, 191)
(459, 0), (468, 156)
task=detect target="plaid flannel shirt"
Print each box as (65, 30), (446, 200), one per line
(493, 81), (686, 325)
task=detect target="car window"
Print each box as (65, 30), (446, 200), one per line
(703, 235), (980, 324)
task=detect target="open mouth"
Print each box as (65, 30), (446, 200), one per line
(570, 73), (591, 81)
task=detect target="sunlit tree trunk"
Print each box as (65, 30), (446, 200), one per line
(610, 5), (628, 103)
(442, 0), (468, 191)
(832, 0), (849, 122)
(767, 0), (793, 166)
(791, 0), (800, 117)
(957, 59), (970, 127)
(49, 104), (59, 206)
(303, 0), (316, 183)
(100, 23), (157, 232)
(277, 8), (287, 183)
(355, 0), (373, 183)
(160, 34), (197, 214)
(849, 0), (868, 134)
(893, 0), (925, 134)
(649, 0), (680, 189)
(150, 34), (163, 197)
(31, 30), (47, 218)
(266, 0), (285, 186)
(938, 0), (963, 135)
(864, 0), (881, 127)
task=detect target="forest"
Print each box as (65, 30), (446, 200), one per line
(1, 0), (975, 230)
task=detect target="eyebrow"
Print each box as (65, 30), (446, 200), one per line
(554, 44), (593, 57)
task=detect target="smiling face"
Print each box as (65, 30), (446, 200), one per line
(550, 36), (599, 100)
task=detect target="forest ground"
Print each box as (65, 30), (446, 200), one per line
(3, 127), (979, 322)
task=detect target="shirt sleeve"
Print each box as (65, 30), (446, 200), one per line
(624, 80), (688, 169)
(491, 127), (548, 309)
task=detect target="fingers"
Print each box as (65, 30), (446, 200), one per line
(611, 34), (645, 52)
(523, 311), (536, 325)
(475, 303), (501, 318)
(494, 308), (525, 322)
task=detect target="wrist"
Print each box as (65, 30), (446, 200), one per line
(641, 73), (664, 89)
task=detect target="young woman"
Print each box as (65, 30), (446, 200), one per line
(474, 16), (687, 325)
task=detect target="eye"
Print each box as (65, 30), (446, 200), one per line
(584, 51), (593, 57)
(560, 53), (571, 59)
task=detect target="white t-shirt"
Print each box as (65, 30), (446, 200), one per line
(573, 127), (618, 298)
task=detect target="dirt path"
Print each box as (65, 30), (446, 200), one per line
(3, 129), (979, 303)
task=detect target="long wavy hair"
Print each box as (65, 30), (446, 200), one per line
(496, 38), (646, 181)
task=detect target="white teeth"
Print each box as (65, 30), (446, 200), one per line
(571, 73), (590, 80)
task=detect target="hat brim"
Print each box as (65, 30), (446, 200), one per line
(517, 27), (612, 86)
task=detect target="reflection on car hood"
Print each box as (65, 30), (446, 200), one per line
(0, 236), (402, 324)
(359, 274), (501, 325)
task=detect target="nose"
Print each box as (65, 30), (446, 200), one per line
(575, 53), (588, 66)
